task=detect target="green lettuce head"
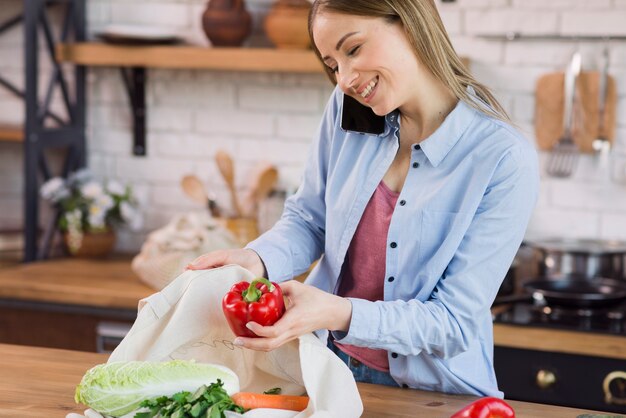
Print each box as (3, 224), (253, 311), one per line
(75, 360), (239, 417)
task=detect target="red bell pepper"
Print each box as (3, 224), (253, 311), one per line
(222, 278), (285, 338)
(450, 397), (515, 418)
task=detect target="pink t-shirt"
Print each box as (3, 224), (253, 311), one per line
(335, 180), (399, 372)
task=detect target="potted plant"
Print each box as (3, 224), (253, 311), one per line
(40, 169), (142, 258)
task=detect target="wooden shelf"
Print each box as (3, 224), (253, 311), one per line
(56, 42), (326, 73)
(0, 125), (23, 142)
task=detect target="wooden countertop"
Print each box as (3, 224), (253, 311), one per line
(0, 257), (153, 310)
(1, 258), (625, 359)
(0, 343), (605, 417)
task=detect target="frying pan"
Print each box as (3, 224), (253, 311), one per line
(494, 275), (626, 309)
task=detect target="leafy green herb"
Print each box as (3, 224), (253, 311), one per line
(263, 387), (282, 395)
(134, 380), (245, 418)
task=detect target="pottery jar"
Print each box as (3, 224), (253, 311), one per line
(202, 0), (252, 47)
(264, 0), (312, 49)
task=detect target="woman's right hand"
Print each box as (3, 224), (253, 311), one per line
(185, 248), (266, 278)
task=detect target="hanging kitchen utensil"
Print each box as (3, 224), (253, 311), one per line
(180, 175), (220, 217)
(215, 150), (243, 217)
(243, 164), (279, 218)
(592, 46), (611, 154)
(546, 51), (581, 178)
(535, 62), (617, 154)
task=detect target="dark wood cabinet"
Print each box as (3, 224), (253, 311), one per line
(0, 299), (135, 352)
(495, 346), (626, 414)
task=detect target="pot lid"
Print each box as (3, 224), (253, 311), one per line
(524, 238), (626, 254)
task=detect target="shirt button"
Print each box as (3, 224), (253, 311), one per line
(412, 162), (420, 169)
(391, 352), (398, 358)
(388, 276), (395, 283)
(413, 144), (420, 150)
(390, 242), (397, 249)
(399, 200), (406, 206)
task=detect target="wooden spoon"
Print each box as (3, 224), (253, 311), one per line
(215, 150), (242, 217)
(244, 165), (279, 218)
(180, 175), (220, 217)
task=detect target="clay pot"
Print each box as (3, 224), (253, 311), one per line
(64, 229), (116, 258)
(202, 0), (252, 47)
(264, 0), (312, 49)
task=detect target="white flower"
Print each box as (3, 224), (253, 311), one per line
(88, 204), (106, 229)
(95, 194), (114, 212)
(40, 177), (69, 202)
(66, 209), (82, 226)
(106, 179), (126, 196)
(81, 181), (104, 200)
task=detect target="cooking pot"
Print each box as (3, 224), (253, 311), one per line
(524, 238), (626, 281)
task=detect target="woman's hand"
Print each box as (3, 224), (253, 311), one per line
(233, 280), (352, 352)
(186, 248), (266, 278)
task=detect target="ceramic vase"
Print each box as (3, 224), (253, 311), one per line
(264, 0), (312, 49)
(202, 0), (252, 47)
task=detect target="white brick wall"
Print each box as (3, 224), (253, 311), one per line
(1, 0), (626, 251)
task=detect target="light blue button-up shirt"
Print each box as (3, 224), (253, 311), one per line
(247, 86), (539, 397)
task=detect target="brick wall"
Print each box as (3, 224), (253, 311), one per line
(1, 0), (626, 252)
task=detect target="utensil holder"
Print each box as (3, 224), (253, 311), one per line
(219, 217), (259, 247)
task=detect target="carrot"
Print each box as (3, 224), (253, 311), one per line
(231, 392), (309, 411)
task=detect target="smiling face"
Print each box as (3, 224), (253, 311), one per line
(312, 11), (421, 116)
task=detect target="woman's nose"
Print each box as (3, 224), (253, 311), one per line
(336, 68), (358, 93)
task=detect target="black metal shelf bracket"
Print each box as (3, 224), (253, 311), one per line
(120, 67), (147, 156)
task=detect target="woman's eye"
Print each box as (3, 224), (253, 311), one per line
(347, 45), (360, 56)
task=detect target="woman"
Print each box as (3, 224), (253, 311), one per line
(188, 0), (538, 397)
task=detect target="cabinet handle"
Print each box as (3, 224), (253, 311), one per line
(603, 371), (626, 405)
(536, 369), (556, 389)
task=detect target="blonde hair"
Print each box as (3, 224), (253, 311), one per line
(308, 0), (510, 123)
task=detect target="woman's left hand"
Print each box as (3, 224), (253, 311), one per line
(233, 280), (352, 352)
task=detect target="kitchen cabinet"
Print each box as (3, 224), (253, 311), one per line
(0, 299), (135, 352)
(1, 343), (608, 417)
(493, 298), (626, 413)
(0, 257), (151, 352)
(495, 346), (626, 414)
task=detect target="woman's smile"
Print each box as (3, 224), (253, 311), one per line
(358, 76), (379, 102)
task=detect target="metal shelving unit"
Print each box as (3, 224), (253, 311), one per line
(0, 0), (86, 261)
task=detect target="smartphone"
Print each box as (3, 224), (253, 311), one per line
(340, 94), (386, 135)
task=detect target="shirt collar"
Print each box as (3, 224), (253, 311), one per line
(419, 99), (477, 168)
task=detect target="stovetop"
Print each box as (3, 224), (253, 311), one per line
(493, 300), (626, 335)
